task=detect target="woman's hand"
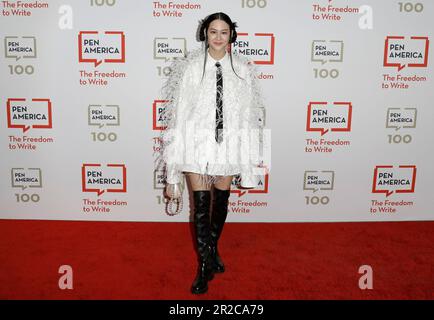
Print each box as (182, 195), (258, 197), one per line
(165, 183), (183, 199)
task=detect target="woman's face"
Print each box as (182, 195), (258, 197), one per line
(207, 19), (231, 52)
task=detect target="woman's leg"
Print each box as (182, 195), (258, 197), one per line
(210, 175), (233, 273)
(186, 172), (212, 191)
(186, 172), (213, 294)
(213, 175), (233, 191)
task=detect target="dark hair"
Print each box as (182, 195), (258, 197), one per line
(197, 12), (243, 81)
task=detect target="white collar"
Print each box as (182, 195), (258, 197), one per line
(207, 49), (229, 66)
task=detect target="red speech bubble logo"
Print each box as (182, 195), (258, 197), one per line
(82, 163), (127, 196)
(7, 98), (52, 133)
(153, 100), (169, 130)
(383, 36), (429, 71)
(306, 101), (352, 136)
(78, 31), (126, 67)
(231, 32), (275, 65)
(372, 165), (416, 197)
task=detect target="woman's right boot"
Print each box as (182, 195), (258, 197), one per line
(210, 187), (230, 273)
(191, 190), (214, 294)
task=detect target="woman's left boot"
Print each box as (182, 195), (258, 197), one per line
(191, 190), (214, 294)
(210, 187), (230, 273)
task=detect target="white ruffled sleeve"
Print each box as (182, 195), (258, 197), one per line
(239, 61), (267, 189)
(158, 58), (192, 185)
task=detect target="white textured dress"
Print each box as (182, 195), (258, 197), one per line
(157, 47), (266, 188)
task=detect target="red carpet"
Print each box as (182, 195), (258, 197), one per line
(0, 220), (433, 300)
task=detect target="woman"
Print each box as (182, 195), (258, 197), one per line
(158, 12), (266, 294)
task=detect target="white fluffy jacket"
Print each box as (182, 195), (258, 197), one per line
(157, 47), (267, 188)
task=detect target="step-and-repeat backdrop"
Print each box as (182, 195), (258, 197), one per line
(1, 0), (433, 222)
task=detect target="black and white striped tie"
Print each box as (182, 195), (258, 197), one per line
(215, 62), (223, 143)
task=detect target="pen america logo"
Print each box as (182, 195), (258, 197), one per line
(88, 105), (120, 128)
(381, 36), (429, 89)
(11, 167), (43, 204)
(383, 36), (429, 71)
(386, 107), (417, 130)
(152, 100), (167, 163)
(372, 165), (416, 197)
(385, 107), (417, 147)
(5, 36), (37, 60)
(311, 40), (344, 80)
(303, 170), (334, 206)
(154, 38), (187, 61)
(81, 163), (127, 196)
(154, 168), (165, 190)
(78, 31), (127, 86)
(303, 170), (334, 193)
(306, 102), (352, 135)
(81, 164), (128, 213)
(231, 32), (275, 65)
(153, 100), (168, 130)
(87, 104), (120, 143)
(305, 102), (352, 153)
(78, 31), (125, 67)
(11, 168), (42, 190)
(370, 165), (416, 214)
(6, 98), (54, 150)
(311, 40), (344, 64)
(7, 98), (52, 132)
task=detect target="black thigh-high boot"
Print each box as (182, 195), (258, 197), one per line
(210, 187), (230, 273)
(191, 190), (214, 294)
